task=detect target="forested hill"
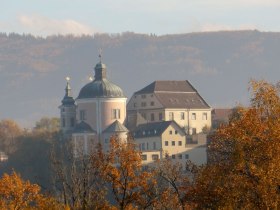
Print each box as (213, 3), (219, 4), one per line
(0, 30), (280, 127)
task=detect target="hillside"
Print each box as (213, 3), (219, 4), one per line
(0, 30), (279, 127)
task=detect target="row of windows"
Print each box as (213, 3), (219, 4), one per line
(139, 142), (157, 151)
(141, 154), (159, 161)
(166, 154), (189, 159)
(141, 113), (162, 121)
(140, 112), (208, 122)
(164, 140), (183, 146)
(141, 153), (189, 161)
(169, 130), (178, 135)
(134, 94), (154, 99)
(79, 109), (121, 121)
(134, 101), (155, 107)
(170, 112), (208, 120)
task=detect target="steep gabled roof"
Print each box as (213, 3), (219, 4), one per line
(133, 121), (185, 138)
(134, 80), (210, 109)
(103, 120), (129, 133)
(73, 121), (96, 133)
(135, 80), (196, 94)
(155, 92), (210, 109)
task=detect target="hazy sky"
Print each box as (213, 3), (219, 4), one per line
(1, 0), (280, 36)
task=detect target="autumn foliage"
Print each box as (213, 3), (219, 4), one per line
(190, 80), (280, 209)
(0, 171), (64, 210)
(2, 80), (280, 209)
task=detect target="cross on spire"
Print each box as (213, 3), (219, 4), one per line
(98, 48), (102, 63)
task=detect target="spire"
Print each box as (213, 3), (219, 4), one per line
(61, 77), (75, 105)
(65, 77), (72, 97)
(99, 48), (102, 63)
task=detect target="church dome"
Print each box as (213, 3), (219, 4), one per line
(77, 61), (125, 99)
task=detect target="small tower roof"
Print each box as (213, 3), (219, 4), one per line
(62, 77), (75, 106)
(73, 121), (96, 133)
(103, 120), (129, 133)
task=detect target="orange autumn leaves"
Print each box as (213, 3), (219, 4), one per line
(191, 80), (280, 209)
(0, 171), (65, 210)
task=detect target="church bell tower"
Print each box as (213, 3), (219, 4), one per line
(59, 77), (76, 136)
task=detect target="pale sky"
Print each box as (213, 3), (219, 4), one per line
(1, 0), (280, 36)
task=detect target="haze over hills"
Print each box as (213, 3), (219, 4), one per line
(0, 30), (279, 127)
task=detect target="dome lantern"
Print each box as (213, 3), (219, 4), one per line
(77, 58), (125, 99)
(94, 62), (106, 80)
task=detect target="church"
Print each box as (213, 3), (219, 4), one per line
(59, 57), (211, 164)
(59, 57), (128, 155)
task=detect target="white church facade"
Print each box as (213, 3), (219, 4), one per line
(59, 58), (211, 165)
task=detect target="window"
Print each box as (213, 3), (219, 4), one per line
(172, 155), (176, 159)
(146, 142), (149, 150)
(141, 95), (146, 99)
(191, 113), (196, 120)
(172, 141), (175, 146)
(159, 113), (163, 121)
(169, 112), (174, 120)
(165, 153), (169, 159)
(178, 141), (182, 146)
(178, 154), (182, 159)
(151, 113), (155, 121)
(62, 118), (65, 127)
(202, 113), (207, 120)
(141, 143), (145, 150)
(185, 154), (189, 159)
(165, 141), (168, 146)
(80, 110), (86, 121)
(141, 102), (146, 107)
(62, 108), (65, 112)
(150, 101), (154, 106)
(180, 112), (185, 120)
(192, 128), (197, 135)
(152, 154), (159, 160)
(153, 142), (156, 150)
(105, 138), (109, 143)
(141, 155), (147, 160)
(175, 130), (178, 135)
(112, 109), (120, 119)
(169, 130), (172, 135)
(141, 113), (146, 120)
(71, 117), (75, 127)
